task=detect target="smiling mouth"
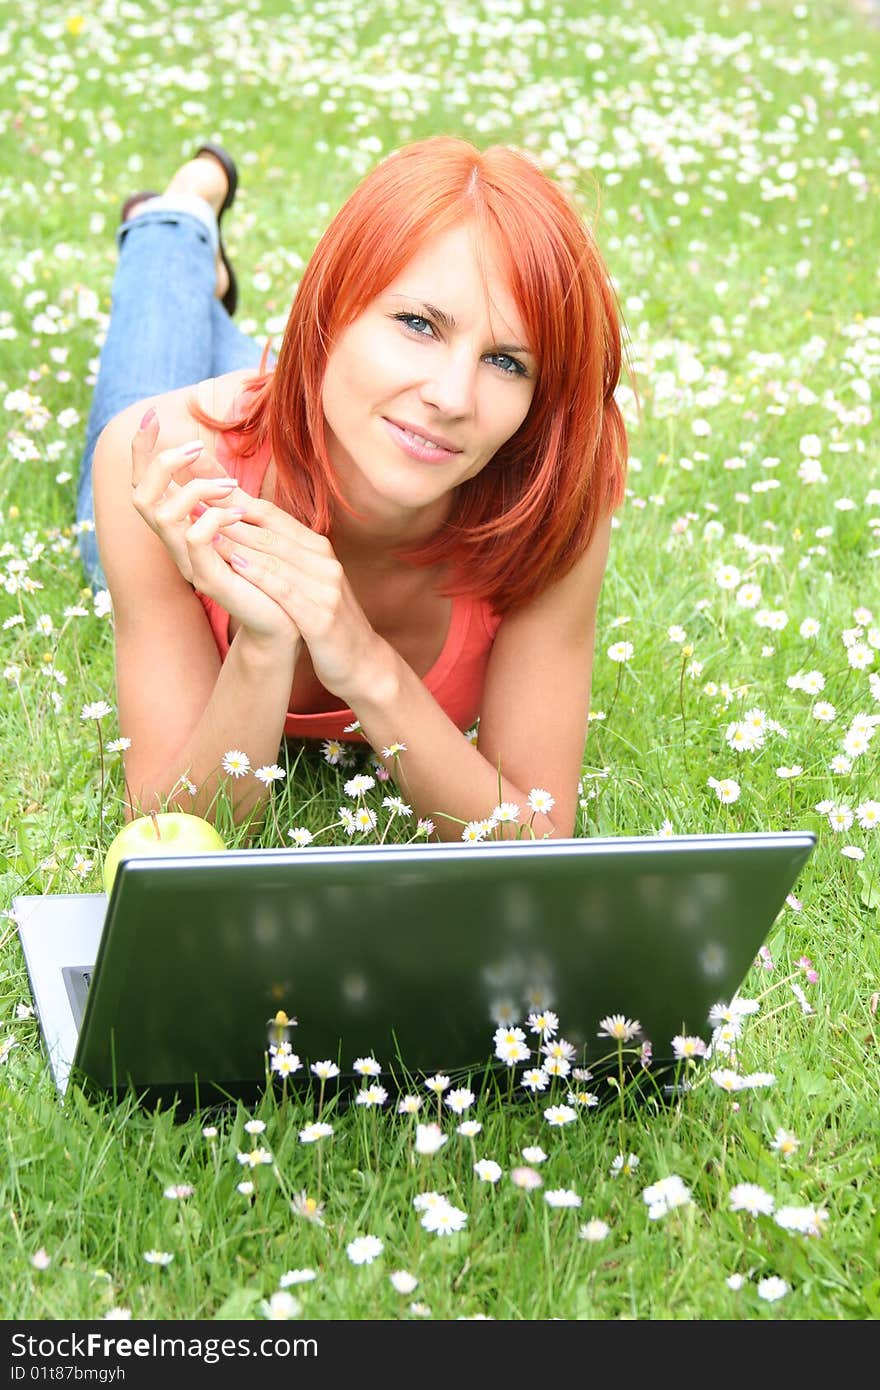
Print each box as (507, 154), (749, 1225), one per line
(382, 418), (462, 462)
(397, 425), (447, 449)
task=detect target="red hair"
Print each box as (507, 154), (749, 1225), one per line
(194, 135), (628, 613)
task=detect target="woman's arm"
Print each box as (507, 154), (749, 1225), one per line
(117, 617), (298, 827)
(350, 517), (613, 839)
(210, 495), (613, 839)
(93, 397), (299, 829)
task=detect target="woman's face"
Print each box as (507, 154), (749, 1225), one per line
(321, 221), (537, 532)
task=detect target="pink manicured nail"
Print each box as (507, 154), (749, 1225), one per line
(139, 406), (156, 430)
(229, 552), (248, 568)
(181, 440), (205, 456)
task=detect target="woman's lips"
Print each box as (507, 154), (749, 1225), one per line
(382, 418), (460, 463)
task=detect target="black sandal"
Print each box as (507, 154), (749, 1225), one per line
(119, 191), (160, 224)
(194, 142), (239, 316)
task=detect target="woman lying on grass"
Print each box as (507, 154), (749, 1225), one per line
(77, 136), (627, 838)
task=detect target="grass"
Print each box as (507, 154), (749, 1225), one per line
(1, 0), (879, 1320)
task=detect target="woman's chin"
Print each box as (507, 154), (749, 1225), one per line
(336, 470), (451, 542)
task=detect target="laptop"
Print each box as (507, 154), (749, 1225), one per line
(13, 832), (815, 1108)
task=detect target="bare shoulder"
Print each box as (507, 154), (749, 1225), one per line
(89, 383), (206, 605)
(211, 367), (261, 416)
(88, 384), (226, 792)
(94, 367), (257, 460)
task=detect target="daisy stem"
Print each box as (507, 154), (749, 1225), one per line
(178, 1206), (195, 1303)
(754, 969), (801, 1003)
(606, 663), (625, 727)
(71, 621), (88, 687)
(617, 1040), (626, 1131)
(758, 1000), (802, 1027)
(673, 1057), (684, 1115)
(541, 1207), (554, 1311)
(678, 656), (690, 773)
(13, 675), (36, 743)
(269, 1159), (292, 1206)
(358, 1108), (369, 1173)
(51, 696), (68, 784)
(96, 719), (105, 845)
(513, 1192), (526, 1238)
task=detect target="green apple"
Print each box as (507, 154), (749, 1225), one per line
(102, 810), (227, 895)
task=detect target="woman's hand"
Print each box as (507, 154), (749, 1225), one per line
(131, 411), (237, 583)
(209, 494), (387, 700)
(130, 411), (299, 647)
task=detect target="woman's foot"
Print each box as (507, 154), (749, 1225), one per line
(126, 152), (234, 303)
(165, 153), (233, 302)
(164, 152), (231, 219)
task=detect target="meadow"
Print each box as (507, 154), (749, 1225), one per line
(0, 0), (878, 1321)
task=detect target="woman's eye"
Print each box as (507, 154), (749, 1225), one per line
(493, 353), (527, 377)
(395, 312), (432, 335)
(392, 313), (527, 377)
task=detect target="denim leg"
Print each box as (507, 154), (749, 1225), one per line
(75, 207), (263, 590)
(210, 299), (273, 376)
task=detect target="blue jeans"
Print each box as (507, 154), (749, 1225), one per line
(75, 206), (268, 591)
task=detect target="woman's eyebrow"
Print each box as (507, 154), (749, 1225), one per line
(388, 293), (533, 356)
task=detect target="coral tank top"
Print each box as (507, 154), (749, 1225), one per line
(195, 418), (503, 744)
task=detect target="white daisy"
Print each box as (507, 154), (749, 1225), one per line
(607, 640), (634, 662)
(346, 1235), (384, 1266)
(420, 1204), (467, 1235)
(578, 1219), (610, 1242)
(221, 749), (251, 778)
(543, 1104), (577, 1127)
(414, 1123), (447, 1155)
(729, 1183), (775, 1216)
(544, 1188), (582, 1208)
(610, 1153), (640, 1177)
(774, 1205), (828, 1236)
(473, 1159), (502, 1184)
(757, 1276), (789, 1302)
(597, 1014), (641, 1041)
(254, 764), (286, 785)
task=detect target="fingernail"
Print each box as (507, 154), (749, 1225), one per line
(229, 552), (248, 568)
(181, 440), (205, 456)
(215, 478), (238, 489)
(139, 406), (157, 430)
(226, 509), (246, 518)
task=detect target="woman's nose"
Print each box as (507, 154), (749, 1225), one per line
(419, 350), (478, 418)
